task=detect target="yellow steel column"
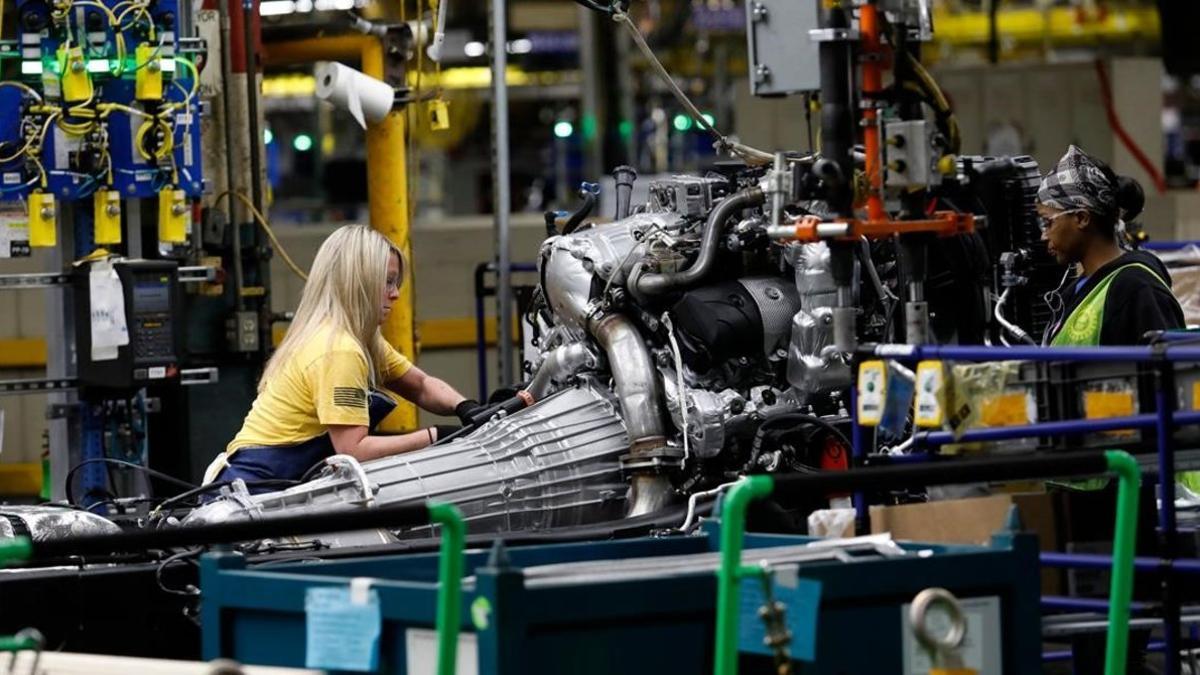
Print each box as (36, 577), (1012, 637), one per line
(361, 39), (418, 431)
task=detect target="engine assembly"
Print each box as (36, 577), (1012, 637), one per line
(0, 1), (1065, 550)
(169, 149), (1049, 546)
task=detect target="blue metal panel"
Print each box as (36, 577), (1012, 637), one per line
(0, 88), (30, 201)
(10, 0), (201, 201)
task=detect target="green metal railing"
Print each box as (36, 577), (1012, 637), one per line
(429, 502), (466, 675)
(712, 451), (1141, 675)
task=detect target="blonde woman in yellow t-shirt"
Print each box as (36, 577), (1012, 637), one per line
(204, 225), (480, 488)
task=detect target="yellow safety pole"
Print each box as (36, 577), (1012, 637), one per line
(260, 35), (418, 431)
(362, 38), (418, 432)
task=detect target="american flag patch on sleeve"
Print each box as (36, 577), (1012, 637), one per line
(332, 387), (368, 408)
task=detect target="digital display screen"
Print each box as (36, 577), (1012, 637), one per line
(133, 281), (170, 312)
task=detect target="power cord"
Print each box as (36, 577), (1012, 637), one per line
(155, 548), (202, 597)
(213, 190), (309, 281)
(65, 458), (195, 506)
(609, 8), (778, 165)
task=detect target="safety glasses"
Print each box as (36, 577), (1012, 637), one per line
(1038, 208), (1087, 232)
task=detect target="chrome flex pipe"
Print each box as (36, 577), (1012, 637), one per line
(635, 187), (765, 296)
(589, 314), (666, 445)
(589, 313), (672, 516)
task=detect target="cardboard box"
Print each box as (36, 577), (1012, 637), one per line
(870, 493), (1059, 593)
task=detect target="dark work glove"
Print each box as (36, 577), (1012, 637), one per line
(455, 399), (484, 426)
(433, 425), (462, 443)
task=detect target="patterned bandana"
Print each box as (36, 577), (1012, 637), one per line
(1037, 145), (1117, 216)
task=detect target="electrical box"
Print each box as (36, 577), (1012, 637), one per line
(226, 310), (260, 353)
(59, 45), (94, 104)
(885, 120), (942, 189)
(93, 189), (122, 244)
(427, 99), (450, 131)
(744, 0), (821, 96)
(158, 188), (188, 243)
(73, 260), (183, 390)
(27, 192), (56, 247)
(135, 44), (164, 101)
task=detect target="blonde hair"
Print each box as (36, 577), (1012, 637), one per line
(261, 224), (403, 392)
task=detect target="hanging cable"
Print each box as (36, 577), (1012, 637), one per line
(213, 190), (309, 281)
(609, 9), (779, 165)
(65, 458), (195, 505)
(661, 312), (690, 467)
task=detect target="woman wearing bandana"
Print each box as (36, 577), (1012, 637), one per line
(1038, 146), (1184, 673)
(1038, 145), (1184, 345)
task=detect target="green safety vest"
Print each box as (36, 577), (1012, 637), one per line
(1050, 263), (1200, 493)
(1051, 262), (1167, 347)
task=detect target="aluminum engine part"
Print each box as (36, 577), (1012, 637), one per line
(541, 212), (682, 333)
(661, 370), (745, 459)
(0, 505), (121, 541)
(648, 175), (728, 217)
(787, 242), (852, 398)
(527, 342), (601, 400)
(183, 385), (630, 540)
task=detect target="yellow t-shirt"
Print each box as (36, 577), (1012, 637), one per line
(226, 325), (412, 454)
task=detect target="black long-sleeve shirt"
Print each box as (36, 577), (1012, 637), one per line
(1049, 250), (1185, 345)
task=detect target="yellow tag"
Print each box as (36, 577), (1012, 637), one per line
(135, 44), (164, 101)
(1083, 390), (1135, 419)
(913, 360), (946, 428)
(1083, 389), (1137, 439)
(979, 392), (1029, 427)
(93, 189), (122, 244)
(60, 46), (93, 103)
(1194, 381), (1200, 411)
(27, 192), (56, 247)
(427, 99), (450, 131)
(857, 360), (887, 427)
(157, 188), (187, 244)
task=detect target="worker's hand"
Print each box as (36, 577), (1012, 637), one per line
(454, 399), (485, 426)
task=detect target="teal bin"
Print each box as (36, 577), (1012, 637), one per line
(200, 524), (1041, 673)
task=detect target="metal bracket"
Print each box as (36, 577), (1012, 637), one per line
(808, 28), (861, 42)
(176, 36), (207, 56)
(0, 378), (78, 395)
(0, 273), (70, 290)
(180, 367), (220, 386)
(46, 402), (79, 420)
(0, 266), (217, 289)
(325, 455), (377, 506)
(178, 265), (218, 284)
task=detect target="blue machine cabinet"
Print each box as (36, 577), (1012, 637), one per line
(201, 524), (1042, 674)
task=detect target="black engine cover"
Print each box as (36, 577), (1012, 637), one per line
(669, 278), (799, 372)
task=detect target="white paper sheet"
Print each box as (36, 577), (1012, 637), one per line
(89, 264), (129, 362)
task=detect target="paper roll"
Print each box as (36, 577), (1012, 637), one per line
(314, 61), (395, 130)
